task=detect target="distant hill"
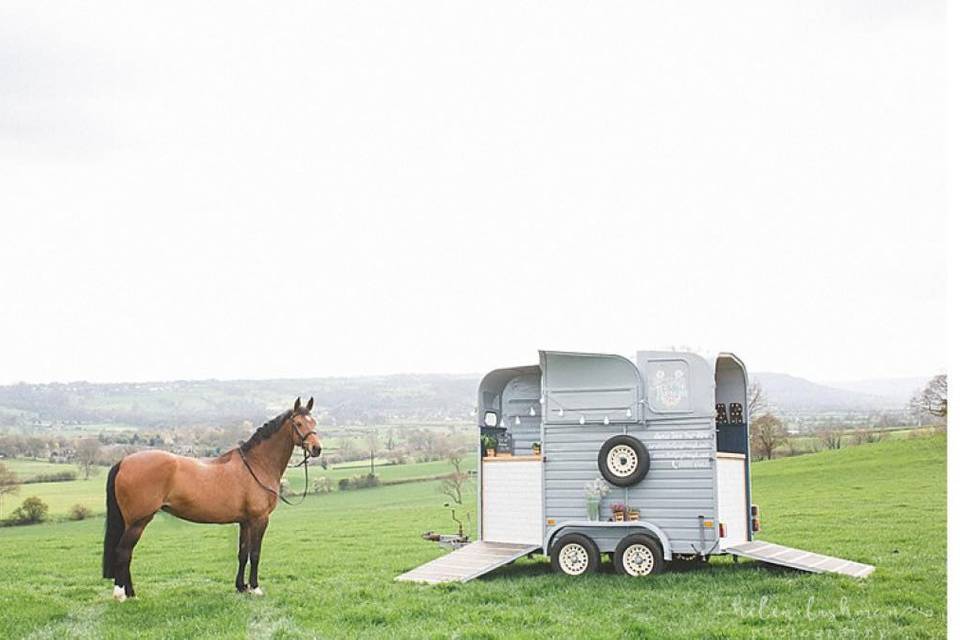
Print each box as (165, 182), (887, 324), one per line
(752, 372), (906, 412)
(821, 377), (928, 406)
(0, 369), (924, 430)
(0, 375), (480, 428)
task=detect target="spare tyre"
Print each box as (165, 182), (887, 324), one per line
(598, 435), (650, 487)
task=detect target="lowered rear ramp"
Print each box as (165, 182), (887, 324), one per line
(396, 542), (539, 584)
(727, 541), (875, 579)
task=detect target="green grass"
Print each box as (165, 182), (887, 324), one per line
(0, 434), (945, 639)
(0, 459), (103, 520)
(286, 457), (476, 493)
(1, 458), (84, 479)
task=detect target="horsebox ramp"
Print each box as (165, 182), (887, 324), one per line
(396, 542), (539, 584)
(727, 541), (875, 578)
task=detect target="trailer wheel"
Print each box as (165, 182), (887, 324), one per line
(598, 435), (650, 487)
(550, 534), (600, 576)
(614, 534), (664, 577)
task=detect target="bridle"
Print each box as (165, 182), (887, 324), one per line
(238, 415), (319, 506)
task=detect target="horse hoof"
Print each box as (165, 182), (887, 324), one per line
(113, 586), (127, 603)
(248, 587), (264, 596)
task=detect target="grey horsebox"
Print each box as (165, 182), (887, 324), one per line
(397, 350), (875, 583)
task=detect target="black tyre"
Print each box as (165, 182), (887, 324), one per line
(550, 534), (601, 576)
(598, 435), (650, 487)
(614, 534), (664, 576)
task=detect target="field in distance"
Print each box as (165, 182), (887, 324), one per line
(0, 434), (945, 639)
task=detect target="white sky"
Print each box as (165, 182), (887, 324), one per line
(0, 1), (946, 384)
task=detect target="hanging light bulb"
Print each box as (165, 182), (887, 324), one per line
(626, 408), (632, 418)
(558, 408), (564, 417)
(539, 396), (545, 405)
(603, 416), (610, 425)
(529, 406), (536, 417)
(579, 415), (586, 425)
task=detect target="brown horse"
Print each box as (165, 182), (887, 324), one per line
(102, 397), (322, 601)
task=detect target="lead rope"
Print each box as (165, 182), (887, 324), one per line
(238, 446), (311, 507)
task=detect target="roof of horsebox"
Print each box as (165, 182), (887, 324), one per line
(535, 350), (717, 421)
(478, 350), (744, 421)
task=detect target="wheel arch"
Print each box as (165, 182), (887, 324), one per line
(546, 521), (673, 561)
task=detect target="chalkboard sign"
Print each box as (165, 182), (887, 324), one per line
(495, 431), (513, 454)
(481, 427), (513, 455)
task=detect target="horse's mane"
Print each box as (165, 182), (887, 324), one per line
(240, 410), (293, 452)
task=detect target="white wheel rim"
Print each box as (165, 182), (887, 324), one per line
(607, 444), (639, 477)
(558, 543), (590, 575)
(622, 544), (655, 576)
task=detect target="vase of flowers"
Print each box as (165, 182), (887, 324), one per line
(584, 477), (609, 521)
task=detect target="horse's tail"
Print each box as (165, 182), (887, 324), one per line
(102, 461), (124, 579)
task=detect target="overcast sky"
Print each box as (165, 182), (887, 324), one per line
(0, 1), (946, 385)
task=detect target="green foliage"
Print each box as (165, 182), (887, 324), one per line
(750, 413), (786, 460)
(7, 495), (49, 525)
(67, 503), (91, 521)
(24, 470), (77, 484)
(338, 473), (381, 491)
(0, 435), (946, 638)
(312, 477), (333, 494)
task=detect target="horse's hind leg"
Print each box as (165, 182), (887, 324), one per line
(114, 515), (154, 599)
(247, 518), (269, 595)
(235, 522), (250, 593)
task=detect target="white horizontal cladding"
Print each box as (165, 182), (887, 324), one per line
(482, 460), (543, 545)
(546, 486), (715, 500)
(545, 466), (712, 482)
(544, 477), (715, 490)
(543, 417), (717, 555)
(716, 455), (748, 549)
(544, 421), (711, 442)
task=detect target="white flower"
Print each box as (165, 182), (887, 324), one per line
(584, 477), (610, 498)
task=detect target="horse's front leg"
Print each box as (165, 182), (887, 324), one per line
(247, 517), (270, 596)
(235, 522), (250, 593)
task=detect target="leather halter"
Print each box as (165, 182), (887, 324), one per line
(238, 414), (318, 506)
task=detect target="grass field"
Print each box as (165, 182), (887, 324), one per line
(0, 434), (945, 639)
(2, 458), (84, 478)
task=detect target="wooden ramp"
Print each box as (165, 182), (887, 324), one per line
(396, 542), (539, 584)
(727, 541), (875, 579)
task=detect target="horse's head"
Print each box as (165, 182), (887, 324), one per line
(289, 397), (322, 457)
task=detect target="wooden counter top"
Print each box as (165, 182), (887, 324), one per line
(482, 454), (542, 462)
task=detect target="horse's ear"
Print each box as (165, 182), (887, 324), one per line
(306, 397), (314, 413)
(294, 397), (302, 413)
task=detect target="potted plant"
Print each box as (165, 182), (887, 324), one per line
(627, 507), (640, 521)
(531, 441), (542, 456)
(481, 435), (497, 458)
(611, 502), (626, 522)
(584, 477), (609, 521)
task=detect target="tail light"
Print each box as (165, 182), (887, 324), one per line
(719, 522), (727, 538)
(751, 505), (761, 532)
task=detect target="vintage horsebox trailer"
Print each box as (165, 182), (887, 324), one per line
(397, 350), (875, 584)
